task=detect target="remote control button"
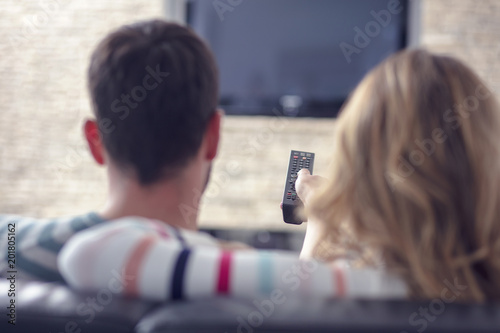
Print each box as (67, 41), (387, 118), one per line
(306, 153), (311, 157)
(300, 153), (305, 156)
(293, 156), (299, 159)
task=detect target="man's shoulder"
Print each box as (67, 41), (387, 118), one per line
(0, 212), (105, 230)
(0, 214), (37, 224)
(0, 214), (48, 237)
(0, 212), (107, 248)
(0, 212), (106, 281)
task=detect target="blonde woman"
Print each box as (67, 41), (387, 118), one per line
(298, 49), (500, 302)
(59, 49), (499, 302)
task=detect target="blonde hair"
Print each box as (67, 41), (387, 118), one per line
(309, 49), (500, 301)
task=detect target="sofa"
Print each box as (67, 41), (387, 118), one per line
(1, 280), (500, 333)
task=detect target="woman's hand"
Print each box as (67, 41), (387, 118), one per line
(294, 169), (330, 259)
(295, 169), (326, 206)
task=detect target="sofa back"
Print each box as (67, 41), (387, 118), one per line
(1, 281), (499, 333)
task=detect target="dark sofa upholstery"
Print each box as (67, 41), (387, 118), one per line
(1, 281), (500, 333)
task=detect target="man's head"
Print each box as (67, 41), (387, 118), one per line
(85, 20), (220, 186)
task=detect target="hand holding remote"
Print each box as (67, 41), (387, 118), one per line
(282, 150), (315, 224)
(295, 168), (326, 206)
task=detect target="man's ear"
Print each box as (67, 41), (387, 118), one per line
(205, 109), (223, 161)
(84, 119), (105, 165)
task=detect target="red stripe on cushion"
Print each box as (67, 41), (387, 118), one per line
(123, 236), (157, 296)
(217, 251), (232, 294)
(334, 266), (346, 297)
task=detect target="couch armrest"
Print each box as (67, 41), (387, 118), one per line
(2, 281), (500, 333)
(0, 281), (157, 333)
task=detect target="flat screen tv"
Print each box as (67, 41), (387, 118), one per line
(186, 0), (410, 117)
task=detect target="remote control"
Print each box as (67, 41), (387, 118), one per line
(282, 150), (315, 225)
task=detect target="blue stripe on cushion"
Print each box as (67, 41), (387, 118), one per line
(171, 248), (191, 300)
(258, 251), (274, 294)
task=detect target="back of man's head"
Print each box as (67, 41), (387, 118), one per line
(88, 20), (219, 185)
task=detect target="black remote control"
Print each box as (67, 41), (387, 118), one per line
(282, 150), (315, 225)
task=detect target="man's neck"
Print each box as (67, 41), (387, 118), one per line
(98, 165), (202, 231)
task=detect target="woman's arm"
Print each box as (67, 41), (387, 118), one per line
(294, 168), (329, 259)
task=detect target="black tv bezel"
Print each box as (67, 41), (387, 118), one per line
(186, 0), (410, 118)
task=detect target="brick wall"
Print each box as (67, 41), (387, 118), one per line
(0, 0), (499, 231)
(0, 0), (165, 216)
(421, 0), (500, 95)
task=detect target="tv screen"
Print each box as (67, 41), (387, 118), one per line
(186, 0), (409, 117)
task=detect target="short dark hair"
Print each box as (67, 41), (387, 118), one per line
(88, 20), (219, 185)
